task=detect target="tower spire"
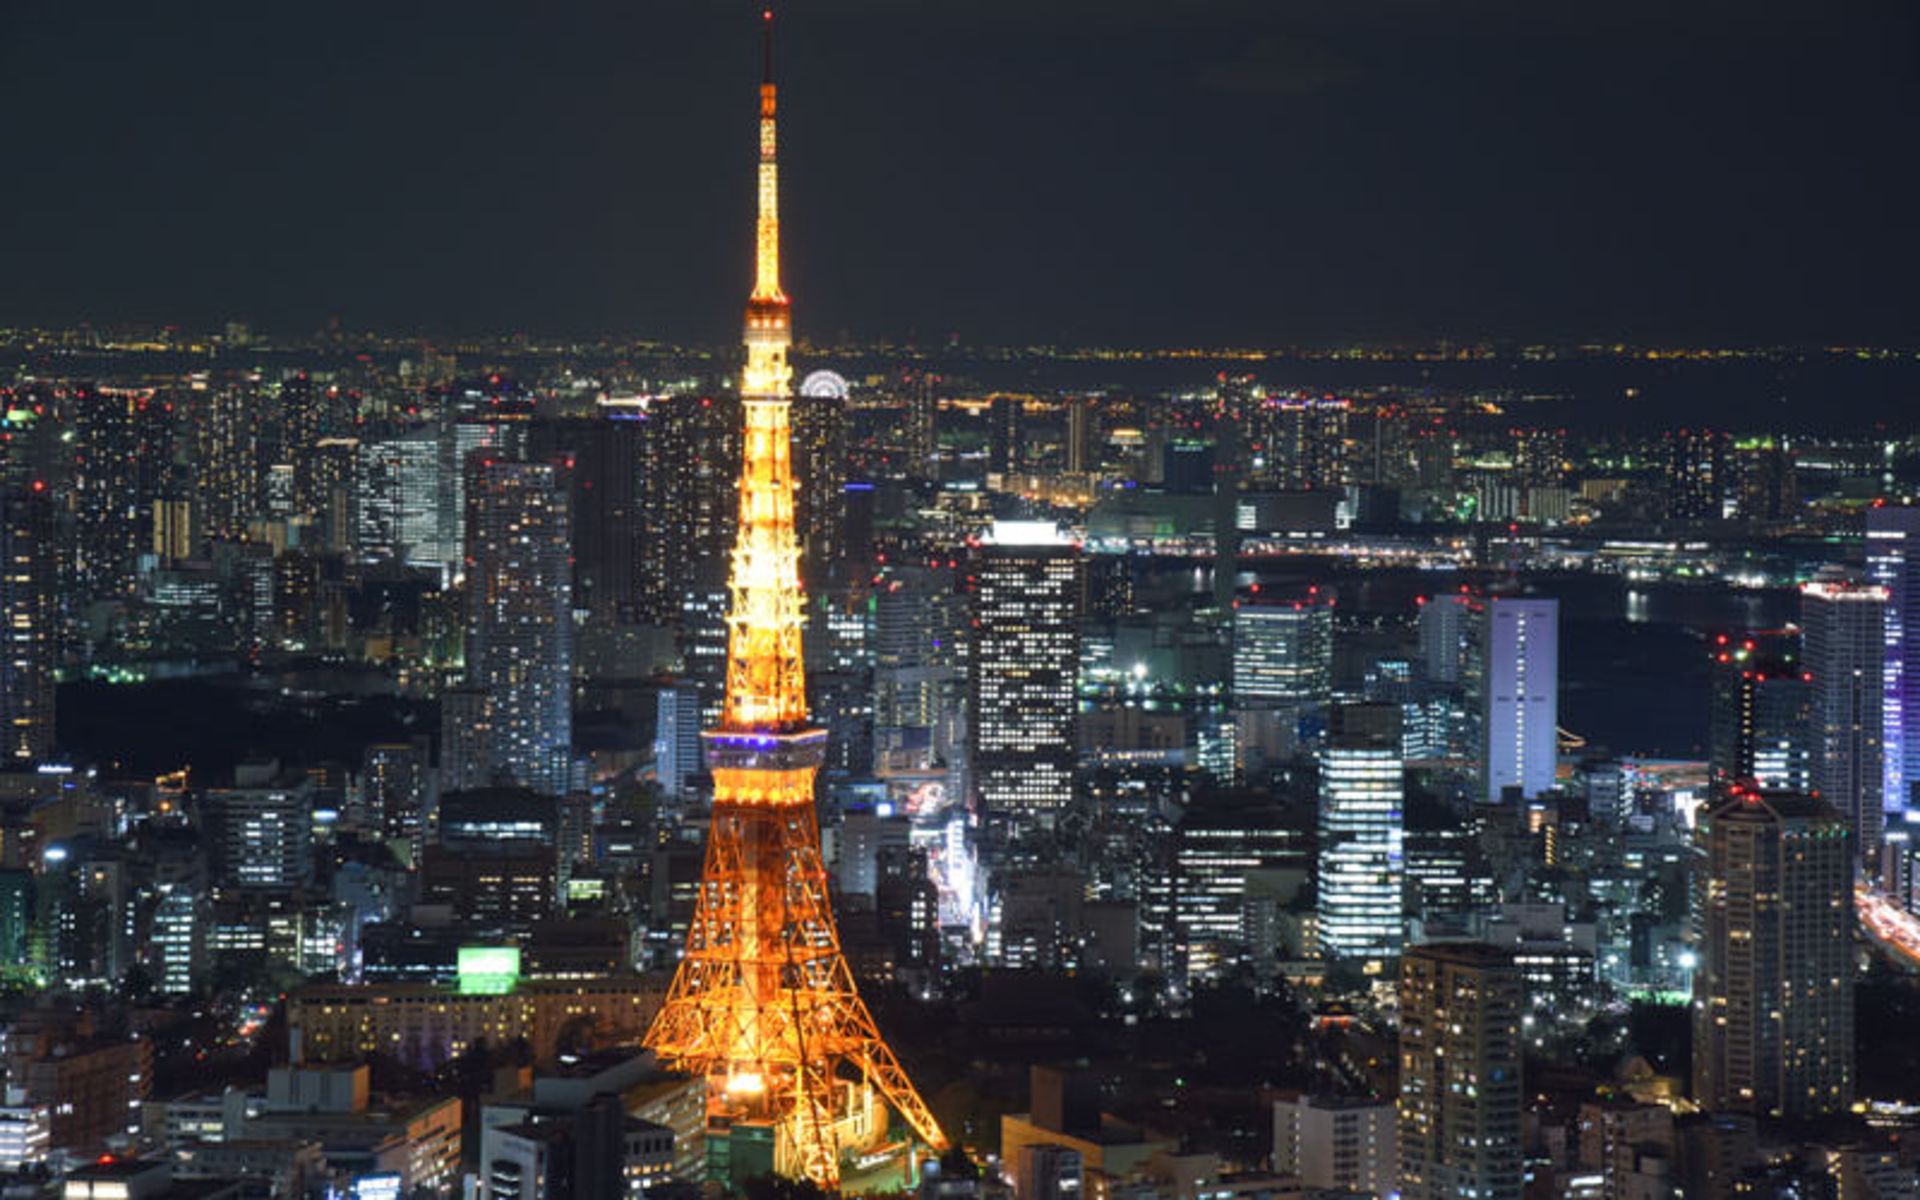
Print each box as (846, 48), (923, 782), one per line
(729, 0), (801, 731)
(763, 6), (775, 86)
(752, 6), (785, 307)
(642, 14), (948, 1188)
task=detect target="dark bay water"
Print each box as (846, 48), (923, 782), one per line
(1330, 570), (1796, 760)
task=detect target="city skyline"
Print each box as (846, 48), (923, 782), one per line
(1, 6), (1920, 1200)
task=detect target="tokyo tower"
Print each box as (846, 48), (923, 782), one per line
(642, 10), (948, 1189)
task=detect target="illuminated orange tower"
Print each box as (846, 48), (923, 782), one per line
(642, 11), (947, 1189)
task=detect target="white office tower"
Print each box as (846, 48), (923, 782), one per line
(1801, 570), (1890, 863)
(1233, 587), (1334, 708)
(1318, 703), (1405, 972)
(1482, 596), (1559, 802)
(1273, 1093), (1396, 1197)
(355, 431), (452, 575)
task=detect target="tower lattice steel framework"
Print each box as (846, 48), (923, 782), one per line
(642, 11), (948, 1189)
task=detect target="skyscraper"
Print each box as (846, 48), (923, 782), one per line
(987, 393), (1023, 478)
(194, 377), (263, 544)
(1256, 396), (1349, 492)
(1729, 436), (1797, 521)
(70, 388), (171, 603)
(556, 412), (645, 623)
(1663, 428), (1724, 521)
(278, 371), (341, 522)
(1800, 574), (1888, 861)
(905, 372), (939, 480)
(791, 371), (848, 588)
(1064, 395), (1093, 474)
(622, 392), (738, 625)
(1398, 943), (1524, 1200)
(1417, 589), (1477, 685)
(355, 430), (452, 574)
(1174, 795), (1312, 982)
(1232, 587), (1334, 710)
(1707, 633), (1813, 798)
(464, 458), (574, 797)
(968, 520), (1083, 823)
(1691, 790), (1853, 1118)
(0, 484), (55, 764)
(652, 681), (703, 801)
(1481, 596), (1559, 802)
(1867, 505), (1920, 817)
(1317, 704), (1405, 972)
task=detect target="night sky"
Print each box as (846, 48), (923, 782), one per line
(3, 0), (1916, 346)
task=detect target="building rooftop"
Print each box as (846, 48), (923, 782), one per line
(1403, 941), (1516, 968)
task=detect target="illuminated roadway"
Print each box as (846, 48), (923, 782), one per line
(1858, 886), (1920, 969)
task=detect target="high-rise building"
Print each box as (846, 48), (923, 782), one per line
(0, 485), (55, 764)
(1867, 505), (1920, 818)
(1232, 587), (1333, 710)
(1272, 1094), (1396, 1197)
(1691, 790), (1853, 1118)
(1481, 596), (1558, 802)
(635, 393), (739, 624)
(873, 563), (964, 773)
(465, 459), (574, 797)
(1256, 396), (1349, 492)
(1160, 438), (1215, 495)
(421, 789), (558, 928)
(360, 738), (434, 851)
(1729, 437), (1797, 521)
(652, 682), (704, 801)
(1707, 633), (1813, 798)
(1404, 796), (1494, 936)
(443, 398), (534, 566)
(1174, 795), (1311, 982)
(792, 371), (849, 587)
(968, 521), (1083, 822)
(1512, 426), (1567, 486)
(210, 769), (316, 892)
(1663, 428), (1725, 521)
(987, 394), (1023, 478)
(194, 377), (264, 543)
(678, 575), (732, 729)
(1417, 589), (1478, 688)
(1801, 574), (1888, 861)
(904, 372), (940, 480)
(355, 431), (451, 573)
(309, 436), (359, 554)
(70, 388), (172, 602)
(1398, 943), (1524, 1200)
(150, 888), (206, 996)
(1064, 395), (1093, 475)
(278, 371), (346, 521)
(439, 687), (495, 794)
(553, 413), (645, 623)
(1317, 704), (1405, 971)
